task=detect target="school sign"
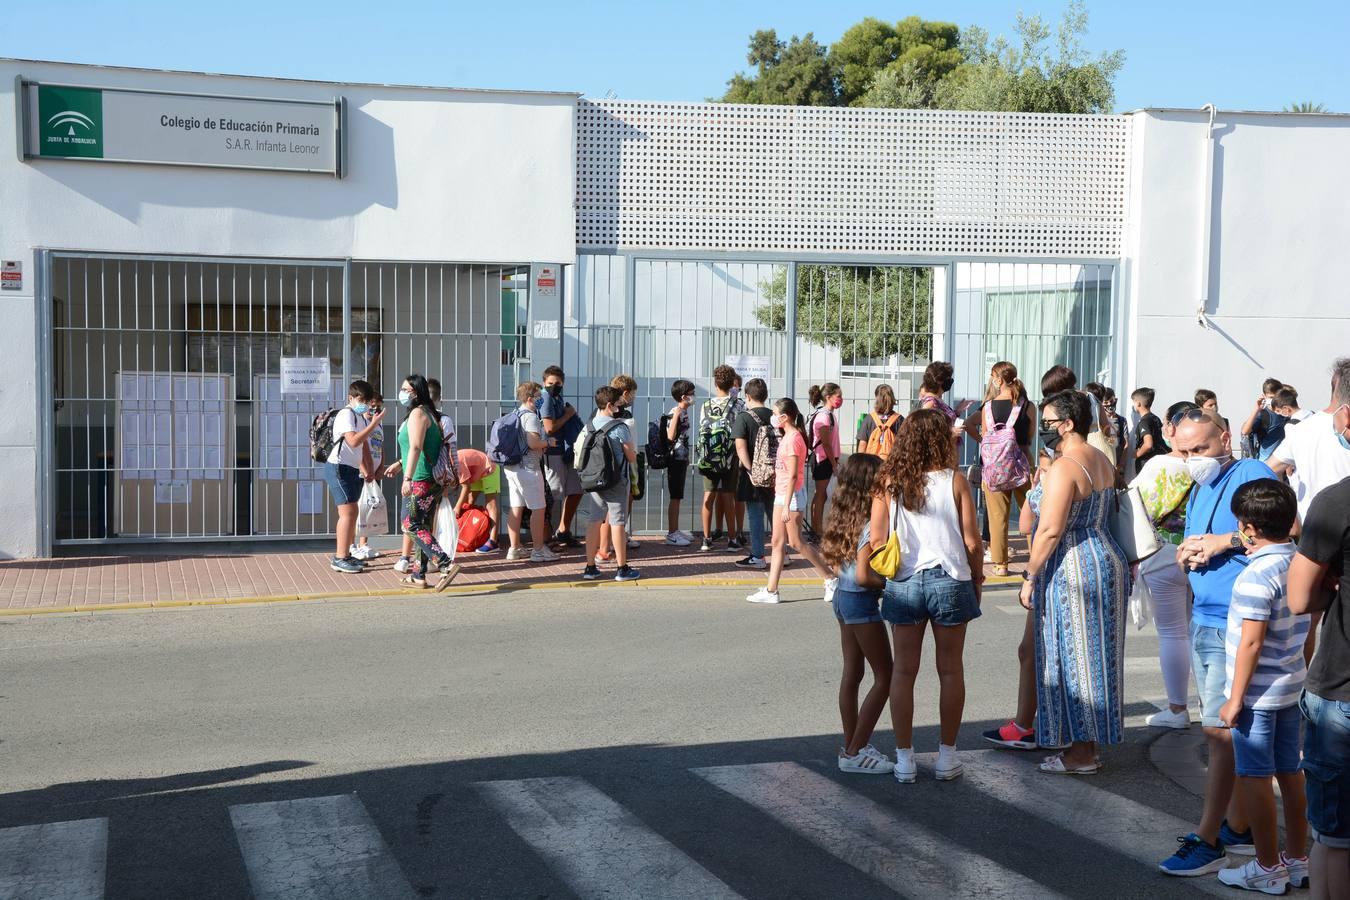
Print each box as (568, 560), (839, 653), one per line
(21, 81), (344, 176)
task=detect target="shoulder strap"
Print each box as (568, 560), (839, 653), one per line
(1064, 454), (1096, 490)
(1007, 401), (1023, 426)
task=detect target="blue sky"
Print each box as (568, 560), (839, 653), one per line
(3, 1), (1346, 112)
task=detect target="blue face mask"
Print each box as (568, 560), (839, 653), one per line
(1336, 407), (1350, 451)
(398, 390), (412, 408)
(353, 402), (369, 415)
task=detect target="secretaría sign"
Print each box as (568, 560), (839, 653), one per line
(22, 81), (344, 176)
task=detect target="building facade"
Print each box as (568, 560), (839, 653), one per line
(2, 59), (1347, 556)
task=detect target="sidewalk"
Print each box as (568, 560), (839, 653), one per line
(0, 535), (1027, 617)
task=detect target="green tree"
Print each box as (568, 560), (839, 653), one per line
(754, 266), (933, 364)
(832, 16), (962, 107)
(722, 30), (837, 106)
(1284, 102), (1328, 113)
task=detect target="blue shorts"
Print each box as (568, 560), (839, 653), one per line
(1301, 690), (1350, 848)
(833, 587), (883, 625)
(881, 567), (981, 627)
(1231, 705), (1302, 777)
(1190, 621), (1229, 728)
(323, 462), (362, 506)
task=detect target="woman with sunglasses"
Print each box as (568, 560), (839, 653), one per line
(1127, 401), (1201, 730)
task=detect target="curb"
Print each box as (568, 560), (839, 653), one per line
(0, 574), (1022, 620)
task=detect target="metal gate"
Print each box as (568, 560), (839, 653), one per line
(42, 252), (529, 545)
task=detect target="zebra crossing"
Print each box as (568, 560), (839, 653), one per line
(1, 751), (1219, 900)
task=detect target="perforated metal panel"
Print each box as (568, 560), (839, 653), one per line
(577, 101), (1129, 258)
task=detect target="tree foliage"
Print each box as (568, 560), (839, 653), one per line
(755, 266), (933, 364)
(1284, 102), (1328, 113)
(720, 1), (1123, 115)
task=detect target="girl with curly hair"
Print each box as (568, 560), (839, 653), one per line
(821, 453), (895, 774)
(870, 408), (985, 784)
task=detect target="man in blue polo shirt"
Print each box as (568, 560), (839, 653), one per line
(1160, 409), (1278, 877)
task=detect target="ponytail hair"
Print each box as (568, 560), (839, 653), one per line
(775, 397), (805, 431)
(808, 385), (823, 408)
(990, 361), (1025, 403)
(874, 383), (897, 415)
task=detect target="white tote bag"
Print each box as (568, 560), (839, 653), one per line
(1110, 485), (1162, 565)
(433, 498), (459, 562)
(356, 482), (388, 538)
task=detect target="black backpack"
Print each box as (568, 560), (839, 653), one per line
(309, 408), (342, 463)
(577, 420), (626, 492)
(647, 415), (671, 470)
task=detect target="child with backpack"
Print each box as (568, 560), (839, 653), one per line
(579, 386), (641, 582)
(807, 383), (844, 537)
(855, 384), (904, 457)
(654, 379), (696, 546)
(746, 398), (835, 605)
(493, 382), (558, 564)
(316, 379), (383, 574)
(597, 374), (639, 563)
(698, 365), (744, 552)
(351, 391), (387, 562)
(821, 453), (896, 775)
(731, 377), (775, 569)
(967, 362), (1034, 578)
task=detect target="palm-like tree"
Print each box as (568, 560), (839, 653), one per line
(1284, 101), (1329, 113)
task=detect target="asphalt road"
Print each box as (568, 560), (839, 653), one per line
(0, 583), (1218, 899)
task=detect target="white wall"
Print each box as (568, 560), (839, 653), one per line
(0, 59), (577, 557)
(1124, 110), (1350, 418)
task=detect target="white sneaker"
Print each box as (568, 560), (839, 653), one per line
(838, 747), (895, 774)
(355, 545), (380, 560)
(1146, 708), (1191, 729)
(506, 547), (531, 561)
(893, 748), (917, 784)
(823, 576), (838, 604)
(665, 532), (691, 547)
(349, 544), (364, 560)
(935, 745), (964, 781)
(627, 537), (640, 549)
(1216, 858), (1289, 894)
(676, 530), (695, 542)
(531, 547), (561, 563)
(393, 557), (410, 574)
(746, 588), (780, 604)
(1282, 853), (1308, 889)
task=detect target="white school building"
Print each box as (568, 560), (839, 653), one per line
(1, 58), (1347, 557)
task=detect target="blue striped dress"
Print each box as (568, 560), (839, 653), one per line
(1031, 482), (1132, 746)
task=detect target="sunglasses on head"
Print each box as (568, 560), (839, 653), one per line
(1170, 408), (1210, 426)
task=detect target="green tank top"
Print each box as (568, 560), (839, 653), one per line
(398, 408), (443, 482)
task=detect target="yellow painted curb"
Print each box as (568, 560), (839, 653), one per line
(0, 573), (1021, 619)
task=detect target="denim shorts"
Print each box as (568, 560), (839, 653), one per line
(833, 587), (883, 625)
(1189, 621), (1229, 728)
(773, 486), (809, 513)
(881, 567), (981, 626)
(323, 462), (362, 506)
(1232, 705), (1302, 777)
(1301, 689), (1350, 848)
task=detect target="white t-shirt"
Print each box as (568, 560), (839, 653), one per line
(1270, 411), (1350, 522)
(518, 407), (544, 470)
(438, 413), (458, 461)
(328, 407), (366, 468)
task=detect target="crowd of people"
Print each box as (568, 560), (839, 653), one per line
(316, 355), (1350, 897)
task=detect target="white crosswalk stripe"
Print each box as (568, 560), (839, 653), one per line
(0, 817), (106, 900)
(948, 750), (1231, 896)
(476, 775), (744, 900)
(228, 794), (418, 900)
(694, 761), (1070, 900)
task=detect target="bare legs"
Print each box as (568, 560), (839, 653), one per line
(838, 621), (893, 756)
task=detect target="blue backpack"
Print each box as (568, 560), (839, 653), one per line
(487, 409), (527, 466)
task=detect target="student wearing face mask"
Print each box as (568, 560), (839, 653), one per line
(1269, 358), (1350, 526)
(597, 374), (640, 563)
(1241, 378), (1289, 462)
(1159, 408), (1277, 877)
(540, 366), (585, 549)
(325, 380), (383, 574)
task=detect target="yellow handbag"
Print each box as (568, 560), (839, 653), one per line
(868, 496), (904, 580)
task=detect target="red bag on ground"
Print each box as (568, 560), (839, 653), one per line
(456, 507), (492, 553)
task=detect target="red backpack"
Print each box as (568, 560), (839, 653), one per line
(456, 506), (493, 553)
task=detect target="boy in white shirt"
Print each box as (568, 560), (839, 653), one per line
(324, 380), (383, 574)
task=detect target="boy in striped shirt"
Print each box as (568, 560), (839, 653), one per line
(1217, 479), (1310, 893)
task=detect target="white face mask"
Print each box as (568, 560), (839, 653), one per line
(1187, 453), (1229, 486)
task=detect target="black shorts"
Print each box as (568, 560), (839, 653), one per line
(811, 458), (835, 483)
(702, 467), (740, 494)
(667, 460), (690, 501)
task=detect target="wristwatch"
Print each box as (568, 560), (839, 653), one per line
(1228, 533), (1243, 551)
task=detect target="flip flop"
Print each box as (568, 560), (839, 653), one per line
(1038, 754), (1102, 775)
